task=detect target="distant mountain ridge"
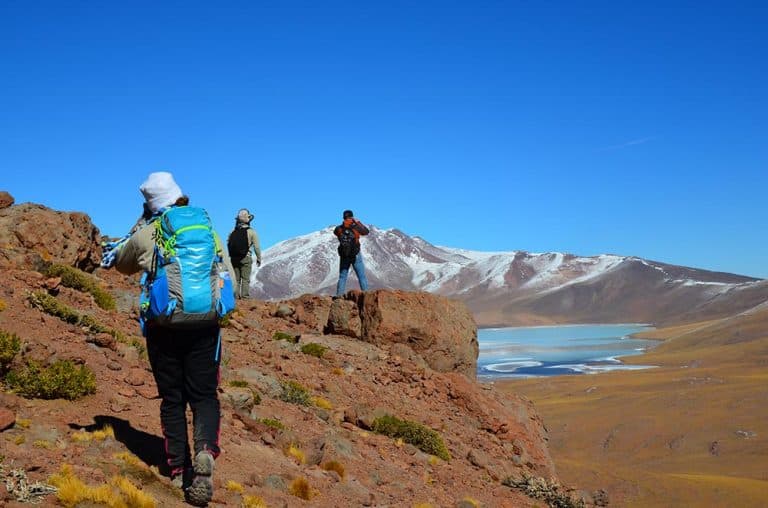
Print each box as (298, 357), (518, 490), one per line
(251, 226), (766, 326)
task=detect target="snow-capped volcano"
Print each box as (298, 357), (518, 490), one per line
(251, 226), (765, 326)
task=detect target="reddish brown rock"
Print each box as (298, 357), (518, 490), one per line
(124, 368), (146, 386)
(0, 407), (16, 431)
(0, 203), (102, 271)
(325, 298), (362, 338)
(292, 294), (332, 332)
(0, 191), (13, 209)
(350, 290), (478, 378)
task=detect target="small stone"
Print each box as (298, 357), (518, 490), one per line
(44, 277), (62, 291)
(116, 343), (140, 366)
(124, 368), (145, 386)
(136, 387), (159, 399)
(87, 333), (117, 350)
(110, 400), (130, 413)
(264, 474), (287, 491)
(260, 432), (275, 446)
(274, 304), (295, 318)
(107, 361), (123, 371)
(467, 448), (490, 469)
(221, 387), (255, 411)
(118, 388), (137, 398)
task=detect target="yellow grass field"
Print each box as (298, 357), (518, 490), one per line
(498, 309), (768, 507)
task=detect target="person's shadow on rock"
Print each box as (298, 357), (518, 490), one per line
(69, 415), (168, 476)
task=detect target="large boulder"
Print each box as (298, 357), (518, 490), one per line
(0, 191), (14, 209)
(349, 290), (478, 378)
(325, 298), (362, 338)
(0, 203), (102, 272)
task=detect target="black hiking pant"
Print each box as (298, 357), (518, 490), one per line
(146, 325), (222, 476)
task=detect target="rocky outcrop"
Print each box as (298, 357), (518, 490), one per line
(0, 191), (14, 209)
(0, 203), (102, 272)
(353, 290), (478, 378)
(299, 290), (478, 377)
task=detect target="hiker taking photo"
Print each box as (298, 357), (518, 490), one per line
(227, 208), (262, 299)
(101, 172), (236, 506)
(333, 209), (370, 296)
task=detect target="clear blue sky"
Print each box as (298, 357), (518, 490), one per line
(1, 1), (766, 277)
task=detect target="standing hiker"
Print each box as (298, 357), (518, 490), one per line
(101, 172), (235, 506)
(333, 209), (370, 296)
(227, 208), (262, 299)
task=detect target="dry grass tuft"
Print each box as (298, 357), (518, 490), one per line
(225, 480), (245, 493)
(311, 396), (333, 410)
(320, 460), (346, 479)
(33, 439), (53, 449)
(72, 425), (114, 443)
(242, 494), (268, 507)
(49, 464), (157, 508)
(288, 477), (313, 500)
(286, 444), (306, 464)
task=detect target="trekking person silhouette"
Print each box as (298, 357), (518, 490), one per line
(101, 172), (235, 506)
(333, 209), (370, 296)
(226, 208), (262, 299)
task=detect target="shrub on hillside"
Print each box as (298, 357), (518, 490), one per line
(372, 414), (451, 461)
(44, 264), (116, 310)
(258, 418), (286, 430)
(0, 298), (6, 312)
(28, 292), (146, 358)
(300, 343), (327, 358)
(5, 360), (96, 400)
(280, 380), (311, 406)
(0, 330), (21, 370)
(29, 291), (80, 324)
(272, 331), (299, 344)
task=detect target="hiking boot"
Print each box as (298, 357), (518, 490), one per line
(185, 451), (214, 506)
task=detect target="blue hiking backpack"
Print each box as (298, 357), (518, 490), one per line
(139, 206), (236, 333)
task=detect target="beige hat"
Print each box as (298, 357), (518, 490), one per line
(140, 172), (183, 213)
(237, 208), (254, 223)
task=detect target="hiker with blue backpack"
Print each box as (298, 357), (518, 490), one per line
(101, 172), (236, 506)
(333, 209), (370, 296)
(226, 208), (262, 299)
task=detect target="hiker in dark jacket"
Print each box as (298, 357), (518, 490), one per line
(106, 172), (234, 506)
(333, 209), (370, 296)
(227, 208), (262, 299)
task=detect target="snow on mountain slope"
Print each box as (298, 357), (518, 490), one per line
(250, 226), (761, 308)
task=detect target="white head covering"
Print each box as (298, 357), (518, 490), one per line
(236, 208), (254, 224)
(140, 172), (183, 213)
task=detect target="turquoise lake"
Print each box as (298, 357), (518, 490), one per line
(477, 324), (658, 379)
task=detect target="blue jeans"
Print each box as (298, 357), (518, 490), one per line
(336, 253), (369, 296)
